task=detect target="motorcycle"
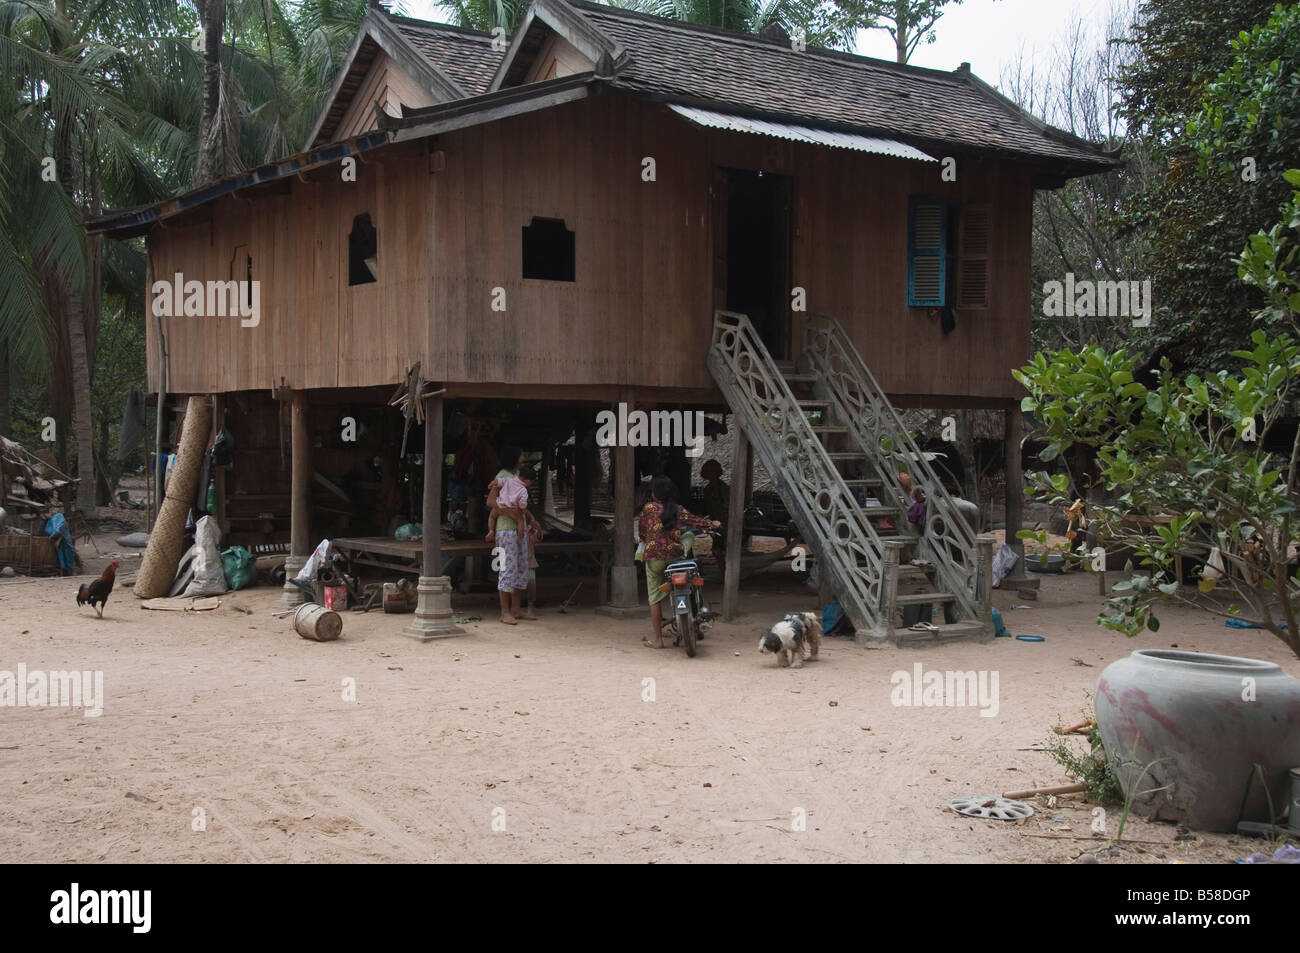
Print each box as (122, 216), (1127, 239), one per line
(657, 533), (713, 657)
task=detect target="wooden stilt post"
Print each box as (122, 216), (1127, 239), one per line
(723, 419), (748, 621)
(212, 395), (227, 537)
(278, 389), (311, 606)
(597, 392), (642, 617)
(541, 439), (555, 520)
(291, 391), (310, 557)
(612, 440), (634, 584)
(614, 392), (635, 604)
(818, 554), (833, 605)
(1002, 404), (1031, 588)
(977, 535), (995, 634)
(423, 396), (443, 577)
(574, 414), (592, 525)
(406, 391), (462, 640)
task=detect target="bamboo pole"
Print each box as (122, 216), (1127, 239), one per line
(1002, 782), (1090, 799)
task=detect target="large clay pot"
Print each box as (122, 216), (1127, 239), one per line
(1095, 649), (1300, 832)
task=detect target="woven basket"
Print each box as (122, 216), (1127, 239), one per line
(135, 396), (213, 598)
(0, 533), (60, 575)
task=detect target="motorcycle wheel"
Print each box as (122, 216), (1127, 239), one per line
(677, 609), (696, 657)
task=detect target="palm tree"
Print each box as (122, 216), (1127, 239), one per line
(0, 0), (200, 510)
(246, 0), (380, 160)
(603, 0), (855, 50)
(611, 0), (782, 32)
(2, 1), (123, 512)
(192, 0), (379, 179)
(1, 1), (391, 511)
(440, 0), (529, 33)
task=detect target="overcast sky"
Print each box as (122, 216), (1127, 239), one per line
(399, 0), (1122, 89)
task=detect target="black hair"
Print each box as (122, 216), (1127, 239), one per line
(499, 444), (522, 472)
(651, 475), (680, 529)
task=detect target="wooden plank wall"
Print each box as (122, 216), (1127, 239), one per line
(335, 51), (438, 141)
(147, 93), (1032, 405)
(521, 35), (594, 83)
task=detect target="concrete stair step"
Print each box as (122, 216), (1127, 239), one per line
(892, 620), (989, 647)
(859, 506), (901, 518)
(894, 591), (956, 605)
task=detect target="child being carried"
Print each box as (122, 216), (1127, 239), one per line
(485, 473), (531, 542)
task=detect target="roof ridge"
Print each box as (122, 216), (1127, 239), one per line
(385, 11), (497, 40)
(958, 69), (1120, 155)
(571, 0), (979, 84)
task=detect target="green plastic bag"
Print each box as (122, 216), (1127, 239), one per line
(220, 546), (256, 590)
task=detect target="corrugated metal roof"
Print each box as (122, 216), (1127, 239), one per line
(668, 104), (937, 161)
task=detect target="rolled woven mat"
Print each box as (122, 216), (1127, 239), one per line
(135, 395), (213, 598)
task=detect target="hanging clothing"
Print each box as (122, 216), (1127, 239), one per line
(45, 513), (77, 572)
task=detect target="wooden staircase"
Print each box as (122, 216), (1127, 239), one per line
(708, 310), (993, 646)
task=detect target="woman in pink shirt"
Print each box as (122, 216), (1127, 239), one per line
(636, 476), (719, 649)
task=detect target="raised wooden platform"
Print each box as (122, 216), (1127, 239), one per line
(331, 536), (612, 602)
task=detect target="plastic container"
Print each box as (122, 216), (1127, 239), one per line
(323, 584), (348, 611)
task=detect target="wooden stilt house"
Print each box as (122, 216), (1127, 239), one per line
(87, 0), (1117, 642)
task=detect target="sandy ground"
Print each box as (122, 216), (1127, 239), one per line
(2, 546), (1298, 864)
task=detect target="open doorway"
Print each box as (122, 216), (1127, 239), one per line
(714, 168), (793, 360)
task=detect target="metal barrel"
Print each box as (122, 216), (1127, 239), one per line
(293, 602), (342, 641)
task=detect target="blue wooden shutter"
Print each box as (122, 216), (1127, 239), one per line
(907, 197), (947, 307)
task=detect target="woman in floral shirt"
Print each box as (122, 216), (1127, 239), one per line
(637, 475), (720, 649)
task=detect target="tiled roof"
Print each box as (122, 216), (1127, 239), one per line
(569, 2), (1111, 169)
(388, 15), (504, 95)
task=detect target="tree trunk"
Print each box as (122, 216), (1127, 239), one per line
(0, 337), (10, 438)
(894, 0), (909, 63)
(49, 9), (97, 517)
(65, 289), (97, 515)
(195, 0), (228, 185)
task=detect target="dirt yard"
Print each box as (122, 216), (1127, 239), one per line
(3, 548), (1297, 864)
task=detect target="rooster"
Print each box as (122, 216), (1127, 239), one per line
(76, 562), (119, 618)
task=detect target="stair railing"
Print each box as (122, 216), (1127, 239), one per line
(803, 313), (981, 621)
(708, 310), (889, 634)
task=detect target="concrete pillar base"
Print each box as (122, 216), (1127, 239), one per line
(597, 565), (643, 618)
(607, 564), (640, 604)
(403, 575), (464, 641)
(278, 555), (308, 607)
(1000, 542), (1040, 589)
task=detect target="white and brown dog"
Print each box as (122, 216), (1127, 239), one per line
(759, 612), (821, 668)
